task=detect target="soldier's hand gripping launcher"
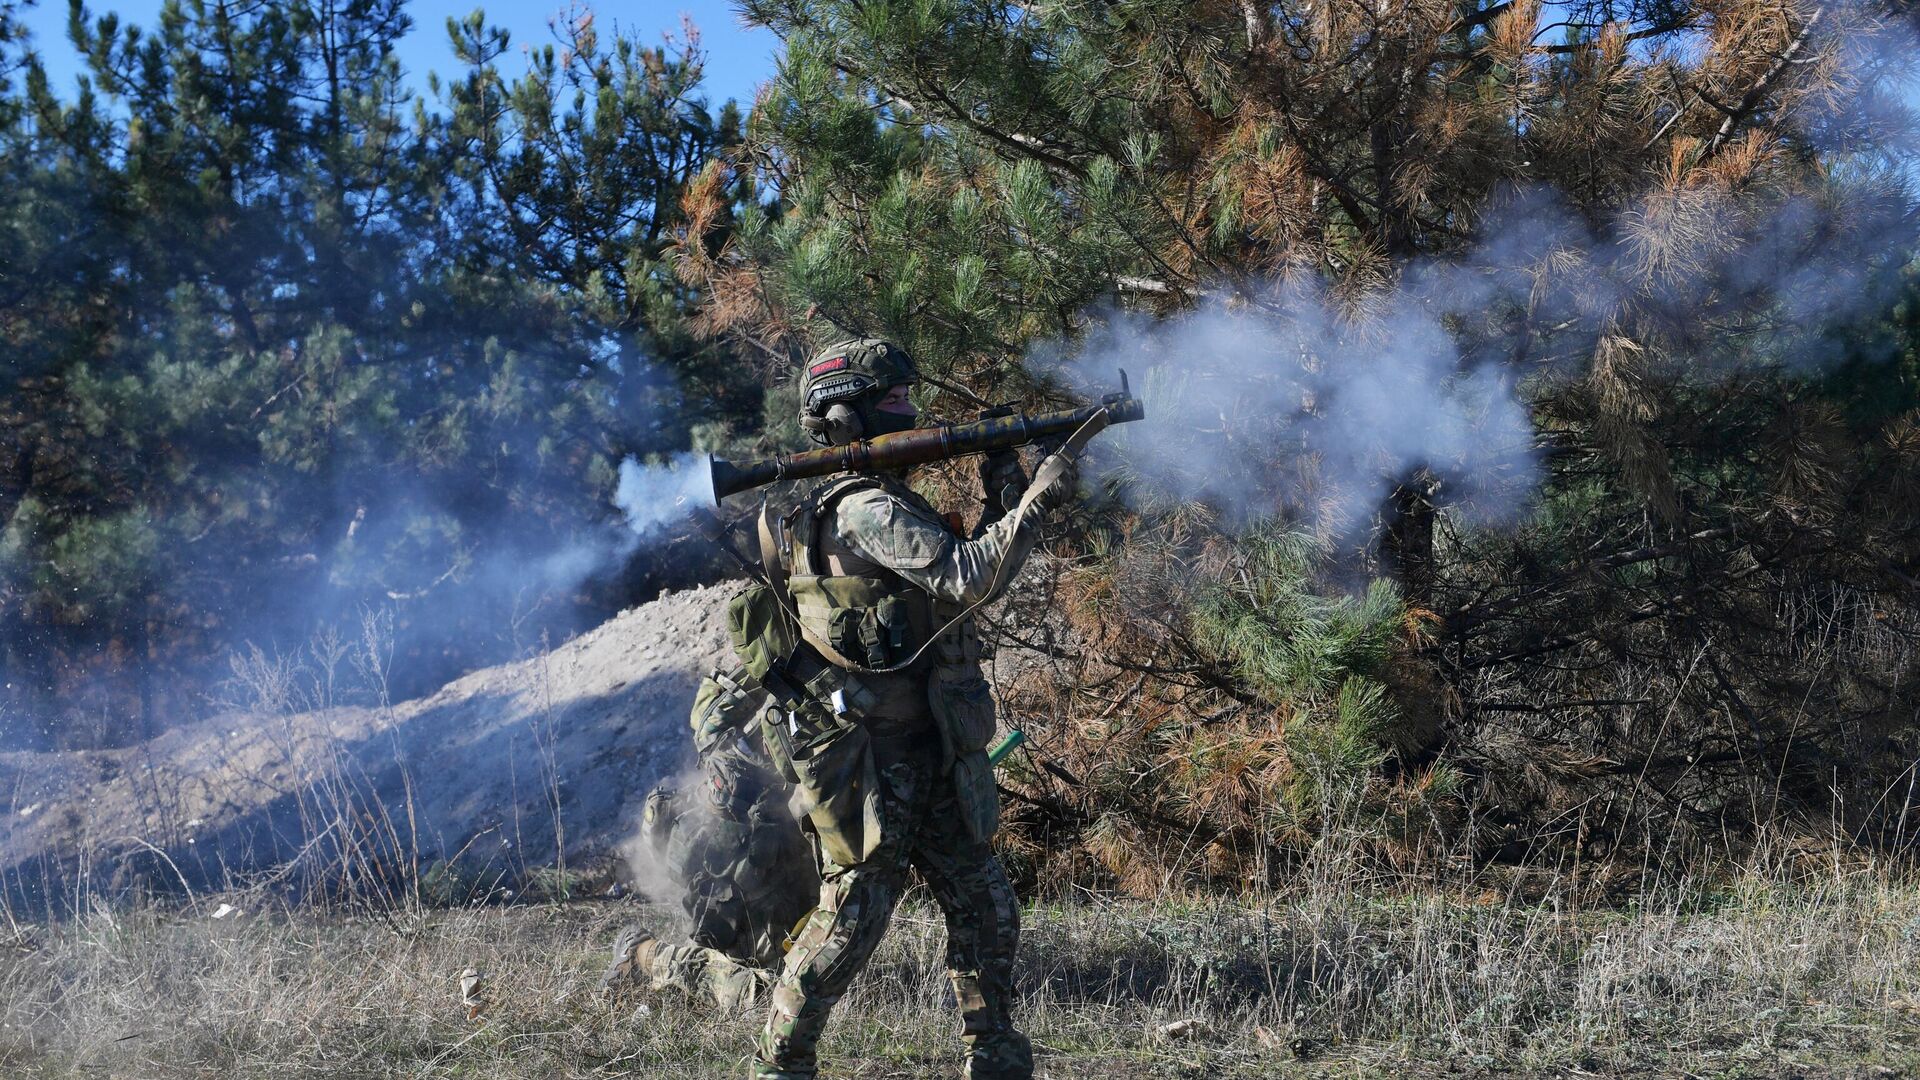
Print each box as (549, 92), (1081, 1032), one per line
(707, 371), (1146, 502)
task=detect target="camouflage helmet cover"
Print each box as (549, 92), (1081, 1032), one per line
(798, 338), (918, 446)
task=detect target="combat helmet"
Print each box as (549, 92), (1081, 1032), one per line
(798, 338), (919, 447)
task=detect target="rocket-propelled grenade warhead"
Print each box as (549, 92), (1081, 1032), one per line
(708, 370), (1146, 503)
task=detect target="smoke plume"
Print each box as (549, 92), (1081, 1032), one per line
(1044, 182), (1914, 540)
(1032, 14), (1920, 544)
(614, 452), (716, 537)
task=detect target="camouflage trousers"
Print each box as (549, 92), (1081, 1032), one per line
(754, 737), (1030, 1080)
(642, 940), (771, 1012)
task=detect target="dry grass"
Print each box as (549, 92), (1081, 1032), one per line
(3, 865), (1918, 1079)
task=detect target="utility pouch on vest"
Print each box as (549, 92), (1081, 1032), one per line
(790, 573), (928, 671)
(823, 593), (913, 668)
(785, 718), (884, 867)
(951, 748), (1001, 844)
(796, 658), (878, 720)
(727, 582), (798, 685)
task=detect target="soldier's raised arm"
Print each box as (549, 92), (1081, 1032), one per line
(828, 468), (1071, 607)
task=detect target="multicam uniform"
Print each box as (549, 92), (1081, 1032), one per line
(753, 470), (1047, 1080)
(610, 667), (817, 1011)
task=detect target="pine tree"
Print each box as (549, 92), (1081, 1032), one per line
(682, 0), (1920, 880)
(0, 3), (757, 747)
(432, 11), (755, 450)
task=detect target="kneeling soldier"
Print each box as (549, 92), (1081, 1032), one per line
(603, 666), (817, 1010)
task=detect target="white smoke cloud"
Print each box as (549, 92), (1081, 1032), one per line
(444, 453), (716, 641)
(1032, 13), (1920, 545)
(484, 453), (712, 604)
(1045, 160), (1912, 541)
(1047, 284), (1542, 537)
(615, 452), (715, 537)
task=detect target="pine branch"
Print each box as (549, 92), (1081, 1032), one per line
(1434, 11), (1698, 61)
(1703, 6), (1827, 159)
(830, 55), (1092, 182)
(1445, 1), (1518, 36)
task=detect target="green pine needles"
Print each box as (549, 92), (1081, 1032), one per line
(1188, 527), (1421, 833)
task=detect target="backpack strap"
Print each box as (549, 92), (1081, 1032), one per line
(793, 474), (886, 576)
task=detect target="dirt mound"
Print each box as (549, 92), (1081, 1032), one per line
(0, 583), (740, 905)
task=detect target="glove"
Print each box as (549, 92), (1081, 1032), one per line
(1024, 451), (1079, 515)
(978, 449), (1029, 518)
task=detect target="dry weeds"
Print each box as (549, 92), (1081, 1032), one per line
(2, 865), (1917, 1078)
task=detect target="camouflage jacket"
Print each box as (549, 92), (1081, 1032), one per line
(807, 476), (1041, 717)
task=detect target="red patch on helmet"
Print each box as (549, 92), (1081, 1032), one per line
(809, 356), (849, 376)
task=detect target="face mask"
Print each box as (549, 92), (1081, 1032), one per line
(864, 382), (919, 437)
(864, 408), (918, 438)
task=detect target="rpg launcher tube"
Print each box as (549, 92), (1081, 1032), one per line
(709, 386), (1145, 503)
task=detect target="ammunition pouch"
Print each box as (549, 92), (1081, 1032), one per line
(789, 573), (931, 671)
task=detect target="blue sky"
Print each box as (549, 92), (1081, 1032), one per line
(16, 0), (779, 110)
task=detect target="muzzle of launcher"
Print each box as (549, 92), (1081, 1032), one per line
(708, 371), (1146, 503)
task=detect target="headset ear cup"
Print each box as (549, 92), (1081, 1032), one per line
(824, 403), (863, 445)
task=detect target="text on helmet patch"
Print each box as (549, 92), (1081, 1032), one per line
(809, 356), (849, 376)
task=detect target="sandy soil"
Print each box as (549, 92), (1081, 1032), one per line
(0, 582), (740, 904)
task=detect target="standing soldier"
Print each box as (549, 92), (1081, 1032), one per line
(747, 339), (1076, 1080)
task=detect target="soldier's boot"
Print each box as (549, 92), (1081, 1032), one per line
(599, 924), (659, 993)
(752, 984), (825, 1079)
(955, 972), (1033, 1080)
(961, 1029), (1033, 1080)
